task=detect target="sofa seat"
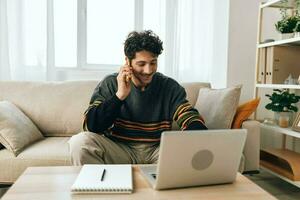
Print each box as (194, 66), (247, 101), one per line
(0, 137), (71, 183)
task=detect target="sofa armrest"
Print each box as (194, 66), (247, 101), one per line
(241, 120), (260, 172)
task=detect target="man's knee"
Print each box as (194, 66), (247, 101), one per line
(69, 132), (92, 150)
(68, 131), (104, 164)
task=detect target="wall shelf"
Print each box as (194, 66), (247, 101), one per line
(258, 37), (300, 48)
(260, 148), (300, 181)
(260, 123), (300, 139)
(260, 166), (300, 187)
(261, 0), (296, 9)
(256, 84), (300, 89)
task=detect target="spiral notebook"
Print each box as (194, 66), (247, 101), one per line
(71, 164), (133, 194)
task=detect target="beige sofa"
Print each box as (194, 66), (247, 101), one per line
(0, 81), (260, 184)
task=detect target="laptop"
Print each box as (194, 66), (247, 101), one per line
(140, 129), (247, 190)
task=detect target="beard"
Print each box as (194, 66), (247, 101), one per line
(132, 71), (156, 87)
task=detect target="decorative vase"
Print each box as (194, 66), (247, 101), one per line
(280, 33), (294, 40)
(275, 112), (291, 128)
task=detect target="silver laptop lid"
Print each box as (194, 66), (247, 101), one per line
(154, 129), (247, 190)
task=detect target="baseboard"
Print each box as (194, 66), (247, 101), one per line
(0, 184), (11, 188)
(242, 170), (260, 175)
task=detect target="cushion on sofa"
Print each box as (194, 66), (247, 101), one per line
(0, 101), (44, 156)
(181, 82), (211, 106)
(194, 86), (241, 129)
(0, 137), (71, 183)
(0, 81), (98, 136)
(231, 98), (260, 129)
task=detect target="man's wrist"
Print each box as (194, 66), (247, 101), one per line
(116, 92), (126, 101)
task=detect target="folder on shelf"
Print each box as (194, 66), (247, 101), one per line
(258, 48), (266, 84)
(265, 46), (300, 84)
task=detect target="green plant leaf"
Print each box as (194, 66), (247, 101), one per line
(265, 89), (300, 112)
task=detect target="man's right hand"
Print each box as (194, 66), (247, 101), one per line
(116, 62), (133, 100)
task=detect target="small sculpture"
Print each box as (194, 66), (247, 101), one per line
(284, 74), (296, 85)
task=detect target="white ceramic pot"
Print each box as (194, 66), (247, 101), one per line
(280, 33), (294, 40)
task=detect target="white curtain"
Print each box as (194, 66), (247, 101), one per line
(0, 0), (11, 80)
(0, 0), (218, 82)
(163, 0), (215, 83)
(0, 0), (47, 81)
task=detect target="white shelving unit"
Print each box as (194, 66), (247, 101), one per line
(261, 166), (300, 187)
(261, 123), (300, 138)
(256, 84), (300, 89)
(255, 0), (300, 187)
(257, 36), (300, 48)
(260, 0), (296, 9)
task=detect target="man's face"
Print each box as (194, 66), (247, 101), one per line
(130, 50), (158, 88)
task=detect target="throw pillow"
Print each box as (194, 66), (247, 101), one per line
(231, 98), (260, 129)
(194, 86), (241, 129)
(0, 101), (44, 156)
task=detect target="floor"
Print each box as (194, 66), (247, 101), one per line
(245, 169), (300, 200)
(0, 169), (299, 199)
(0, 185), (9, 199)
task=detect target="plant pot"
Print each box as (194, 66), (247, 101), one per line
(280, 33), (294, 40)
(275, 112), (292, 128)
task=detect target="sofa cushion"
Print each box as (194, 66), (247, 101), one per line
(231, 98), (260, 129)
(0, 137), (71, 183)
(194, 86), (241, 129)
(0, 81), (98, 136)
(0, 101), (44, 156)
(181, 82), (211, 106)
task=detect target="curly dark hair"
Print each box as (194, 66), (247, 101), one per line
(124, 30), (163, 61)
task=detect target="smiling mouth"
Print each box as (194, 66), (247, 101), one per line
(141, 76), (152, 80)
(141, 73), (154, 78)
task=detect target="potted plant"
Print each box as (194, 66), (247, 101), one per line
(275, 16), (298, 39)
(265, 89), (300, 127)
(294, 21), (300, 37)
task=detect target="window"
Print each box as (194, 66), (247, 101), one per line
(53, 0), (77, 67)
(86, 0), (134, 65)
(51, 0), (136, 69)
(3, 0), (216, 82)
(20, 0), (161, 70)
(22, 0), (47, 67)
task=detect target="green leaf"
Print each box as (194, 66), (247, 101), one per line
(265, 89), (300, 113)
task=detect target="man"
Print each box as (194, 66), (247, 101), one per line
(69, 30), (207, 166)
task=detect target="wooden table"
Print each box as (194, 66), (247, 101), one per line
(2, 166), (275, 200)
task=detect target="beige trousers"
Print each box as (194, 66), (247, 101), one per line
(68, 132), (160, 166)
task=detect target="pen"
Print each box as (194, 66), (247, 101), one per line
(101, 169), (106, 181)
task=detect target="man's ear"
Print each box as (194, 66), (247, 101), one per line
(125, 57), (131, 66)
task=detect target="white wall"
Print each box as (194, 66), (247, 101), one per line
(211, 0), (263, 103)
(226, 0), (263, 103)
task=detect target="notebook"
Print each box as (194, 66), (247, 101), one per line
(71, 164), (133, 194)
